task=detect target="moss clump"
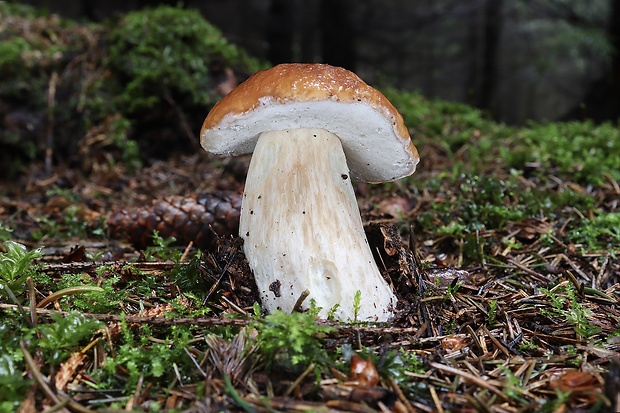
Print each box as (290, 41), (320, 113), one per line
(502, 121), (620, 185)
(0, 4), (267, 178)
(384, 88), (496, 152)
(567, 212), (620, 250)
(107, 6), (265, 115)
(0, 4), (92, 176)
(385, 88), (617, 254)
(387, 89), (619, 187)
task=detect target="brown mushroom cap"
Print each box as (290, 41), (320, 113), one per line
(201, 63), (419, 182)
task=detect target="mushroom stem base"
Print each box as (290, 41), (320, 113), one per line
(239, 128), (396, 321)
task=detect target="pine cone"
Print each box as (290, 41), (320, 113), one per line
(108, 193), (242, 250)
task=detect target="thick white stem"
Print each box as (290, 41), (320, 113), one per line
(239, 128), (396, 321)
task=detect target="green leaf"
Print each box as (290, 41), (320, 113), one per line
(0, 241), (43, 295)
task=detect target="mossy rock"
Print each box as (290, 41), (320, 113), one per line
(0, 4), (267, 178)
(106, 6), (266, 115)
(0, 3), (101, 176)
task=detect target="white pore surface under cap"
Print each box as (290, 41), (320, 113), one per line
(202, 100), (417, 183)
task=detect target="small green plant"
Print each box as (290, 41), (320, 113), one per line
(0, 353), (30, 412)
(56, 273), (125, 313)
(0, 223), (13, 244)
(143, 231), (181, 262)
(443, 319), (459, 334)
(252, 310), (335, 372)
(541, 287), (567, 314)
(30, 216), (56, 242)
(501, 236), (523, 251)
(566, 301), (603, 339)
(0, 311), (103, 410)
(172, 253), (212, 296)
(97, 317), (197, 392)
(61, 205), (91, 238)
(326, 303), (341, 321)
(436, 221), (468, 238)
(30, 200), (100, 242)
(0, 240), (43, 296)
(0, 317), (32, 411)
(107, 116), (142, 172)
(500, 365), (528, 404)
(561, 345), (584, 366)
(540, 285), (602, 339)
(444, 280), (462, 301)
(518, 337), (540, 352)
(352, 290), (362, 322)
(379, 347), (426, 389)
(539, 389), (572, 413)
(566, 212), (620, 250)
(488, 300), (498, 325)
(35, 312), (104, 364)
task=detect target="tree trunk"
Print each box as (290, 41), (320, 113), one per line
(562, 0), (620, 121)
(319, 0), (357, 71)
(266, 0), (295, 64)
(478, 0), (502, 113)
(608, 0), (620, 118)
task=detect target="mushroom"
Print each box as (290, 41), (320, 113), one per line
(201, 63), (419, 321)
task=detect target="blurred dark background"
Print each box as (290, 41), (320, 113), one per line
(20, 0), (620, 125)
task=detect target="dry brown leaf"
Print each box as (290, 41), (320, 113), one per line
(17, 385), (38, 413)
(54, 352), (88, 391)
(551, 370), (599, 392)
(441, 334), (468, 352)
(377, 196), (414, 218)
(550, 369), (602, 403)
(349, 354), (380, 387)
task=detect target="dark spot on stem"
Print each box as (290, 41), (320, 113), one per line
(341, 174), (348, 180)
(269, 280), (282, 298)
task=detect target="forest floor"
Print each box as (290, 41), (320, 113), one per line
(1, 127), (619, 412)
(0, 5), (618, 411)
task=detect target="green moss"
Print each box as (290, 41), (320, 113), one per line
(384, 88), (497, 153)
(0, 311), (103, 409)
(415, 173), (538, 236)
(0, 37), (31, 72)
(56, 273), (125, 313)
(0, 319), (32, 411)
(36, 312), (105, 364)
(0, 241), (43, 296)
(0, 4), (267, 176)
(387, 89), (619, 186)
(0, 3), (79, 102)
(381, 88), (617, 255)
(253, 310), (335, 373)
(566, 212), (620, 250)
(106, 6), (266, 114)
(96, 321), (198, 393)
(504, 121), (620, 185)
(540, 284), (603, 339)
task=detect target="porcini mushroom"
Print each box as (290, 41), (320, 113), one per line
(201, 63), (419, 321)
